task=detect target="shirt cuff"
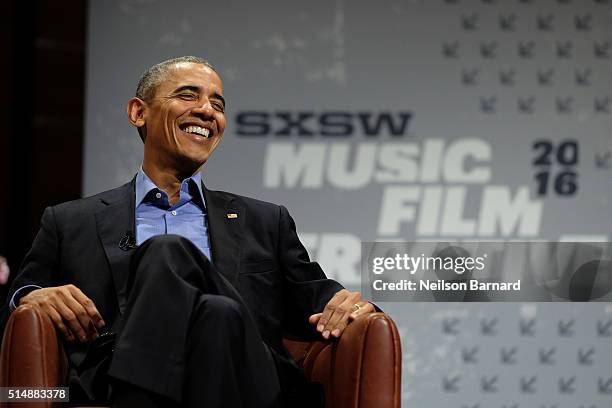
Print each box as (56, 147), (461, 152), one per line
(9, 285), (42, 311)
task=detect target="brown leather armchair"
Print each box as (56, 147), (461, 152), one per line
(0, 305), (401, 408)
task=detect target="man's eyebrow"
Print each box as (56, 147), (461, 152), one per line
(173, 85), (201, 94)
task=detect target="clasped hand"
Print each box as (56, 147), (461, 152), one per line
(19, 285), (105, 343)
(308, 289), (375, 340)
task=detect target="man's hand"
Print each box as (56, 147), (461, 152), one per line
(19, 285), (105, 343)
(308, 289), (375, 340)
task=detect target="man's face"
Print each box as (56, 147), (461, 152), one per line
(139, 62), (227, 174)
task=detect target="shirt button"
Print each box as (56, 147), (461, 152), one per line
(171, 210), (177, 216)
(155, 192), (162, 199)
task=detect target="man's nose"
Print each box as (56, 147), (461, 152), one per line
(191, 100), (215, 116)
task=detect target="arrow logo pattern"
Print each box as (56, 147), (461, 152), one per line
(462, 346), (479, 363)
(500, 347), (517, 364)
(481, 375), (499, 393)
(578, 348), (594, 365)
(520, 376), (537, 393)
(520, 318), (536, 336)
(481, 318), (498, 335)
(440, 2), (610, 115)
(443, 375), (460, 392)
(437, 315), (611, 406)
(559, 376), (576, 394)
(598, 377), (612, 394)
(558, 319), (575, 336)
(539, 347), (556, 364)
(430, 2), (612, 402)
(597, 318), (612, 336)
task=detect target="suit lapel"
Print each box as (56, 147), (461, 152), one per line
(203, 185), (244, 285)
(95, 179), (136, 314)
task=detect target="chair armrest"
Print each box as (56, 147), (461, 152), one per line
(5, 307), (401, 408)
(0, 305), (65, 392)
(284, 312), (402, 408)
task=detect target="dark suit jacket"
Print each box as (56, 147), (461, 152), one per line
(3, 177), (343, 400)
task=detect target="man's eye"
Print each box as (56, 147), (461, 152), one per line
(178, 93), (197, 100)
(212, 102), (225, 112)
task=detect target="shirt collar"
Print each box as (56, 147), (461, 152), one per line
(135, 167), (206, 210)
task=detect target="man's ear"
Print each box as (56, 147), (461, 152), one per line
(127, 97), (147, 129)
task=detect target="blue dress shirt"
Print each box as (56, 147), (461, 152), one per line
(135, 168), (211, 261)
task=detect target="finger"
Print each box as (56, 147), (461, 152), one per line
(47, 306), (75, 342)
(318, 290), (349, 333)
(68, 285), (105, 328)
(309, 313), (322, 325)
(326, 291), (363, 337)
(330, 320), (348, 338)
(350, 302), (375, 320)
(324, 299), (355, 338)
(53, 299), (89, 343)
(60, 290), (98, 340)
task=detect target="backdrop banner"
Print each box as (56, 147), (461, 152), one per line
(85, 1), (612, 406)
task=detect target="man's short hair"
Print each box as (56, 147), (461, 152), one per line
(134, 56), (216, 141)
(135, 56), (215, 102)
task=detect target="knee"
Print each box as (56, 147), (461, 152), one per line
(128, 234), (205, 291)
(133, 235), (194, 271)
(136, 234), (211, 268)
(139, 234), (191, 251)
(132, 234), (208, 273)
(203, 295), (242, 319)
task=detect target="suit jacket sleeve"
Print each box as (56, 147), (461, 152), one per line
(277, 205), (344, 338)
(7, 207), (61, 303)
(1, 207), (61, 332)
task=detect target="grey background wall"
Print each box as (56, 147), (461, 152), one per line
(84, 1), (612, 406)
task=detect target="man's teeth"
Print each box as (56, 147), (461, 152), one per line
(184, 126), (210, 138)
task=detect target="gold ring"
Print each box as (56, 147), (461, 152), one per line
(354, 303), (362, 311)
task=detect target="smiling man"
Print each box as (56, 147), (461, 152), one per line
(4, 56), (375, 407)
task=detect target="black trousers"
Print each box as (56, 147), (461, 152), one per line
(106, 235), (282, 407)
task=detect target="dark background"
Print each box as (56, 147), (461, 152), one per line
(1, 0), (87, 302)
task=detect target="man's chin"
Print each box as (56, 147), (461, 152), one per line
(168, 154), (208, 176)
